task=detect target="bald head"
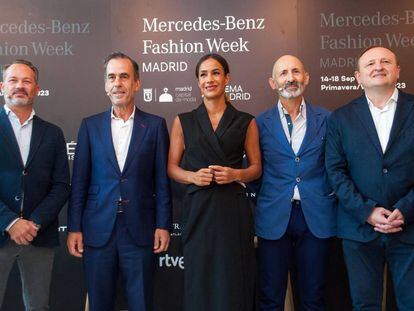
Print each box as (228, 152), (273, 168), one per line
(272, 55), (306, 80)
(269, 55), (309, 100)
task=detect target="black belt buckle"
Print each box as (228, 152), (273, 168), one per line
(117, 199), (124, 213)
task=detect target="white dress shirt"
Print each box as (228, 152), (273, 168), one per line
(278, 99), (307, 201)
(111, 106), (135, 172)
(366, 88), (398, 153)
(4, 105), (34, 166)
(4, 105), (35, 231)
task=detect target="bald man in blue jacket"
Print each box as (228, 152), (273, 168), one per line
(255, 55), (336, 311)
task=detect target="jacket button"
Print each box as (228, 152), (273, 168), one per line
(296, 177), (301, 183)
(22, 169), (28, 176)
(382, 168), (388, 174)
(14, 196), (21, 201)
(295, 157), (300, 162)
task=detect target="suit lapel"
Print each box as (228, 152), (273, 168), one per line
(214, 103), (236, 138)
(352, 96), (383, 157)
(297, 103), (321, 155)
(122, 108), (148, 174)
(25, 116), (46, 168)
(385, 91), (414, 154)
(100, 109), (122, 175)
(262, 106), (294, 154)
(0, 107), (23, 166)
(195, 104), (229, 166)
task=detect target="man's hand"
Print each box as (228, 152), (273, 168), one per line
(153, 229), (170, 253)
(67, 232), (84, 258)
(374, 209), (405, 234)
(367, 207), (404, 234)
(387, 209), (405, 224)
(8, 219), (39, 245)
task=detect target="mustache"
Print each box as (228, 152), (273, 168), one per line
(12, 89), (28, 96)
(283, 81), (299, 89)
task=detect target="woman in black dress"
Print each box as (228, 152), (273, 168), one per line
(168, 53), (261, 311)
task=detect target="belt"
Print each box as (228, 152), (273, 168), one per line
(117, 199), (129, 213)
(291, 199), (301, 206)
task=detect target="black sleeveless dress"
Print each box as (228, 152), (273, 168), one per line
(179, 103), (256, 311)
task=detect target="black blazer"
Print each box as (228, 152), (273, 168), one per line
(0, 106), (70, 247)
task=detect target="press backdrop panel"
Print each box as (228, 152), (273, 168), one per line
(298, 0), (414, 109)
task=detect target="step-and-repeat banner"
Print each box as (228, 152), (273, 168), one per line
(1, 0), (413, 310)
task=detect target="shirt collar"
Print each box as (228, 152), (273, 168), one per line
(366, 88), (398, 112)
(4, 104), (35, 125)
(111, 105), (136, 121)
(277, 98), (306, 121)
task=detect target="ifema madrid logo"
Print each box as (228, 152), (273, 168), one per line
(225, 84), (251, 101)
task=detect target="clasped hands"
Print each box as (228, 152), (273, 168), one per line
(8, 219), (39, 245)
(191, 165), (239, 186)
(367, 207), (405, 234)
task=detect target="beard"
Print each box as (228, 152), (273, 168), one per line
(7, 97), (32, 106)
(278, 81), (306, 99)
(5, 89), (33, 107)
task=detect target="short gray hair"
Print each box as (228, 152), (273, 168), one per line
(2, 59), (39, 83)
(103, 51), (140, 81)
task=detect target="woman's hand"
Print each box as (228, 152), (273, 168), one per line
(209, 165), (240, 184)
(191, 168), (214, 186)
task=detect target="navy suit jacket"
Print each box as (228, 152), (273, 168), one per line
(326, 91), (414, 243)
(255, 102), (336, 240)
(0, 106), (70, 247)
(68, 107), (172, 247)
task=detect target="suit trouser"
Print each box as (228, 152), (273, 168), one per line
(258, 201), (330, 311)
(0, 240), (55, 311)
(342, 236), (414, 311)
(83, 213), (154, 311)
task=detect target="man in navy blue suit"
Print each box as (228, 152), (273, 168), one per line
(255, 55), (336, 310)
(67, 52), (172, 311)
(0, 60), (70, 310)
(326, 46), (414, 310)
